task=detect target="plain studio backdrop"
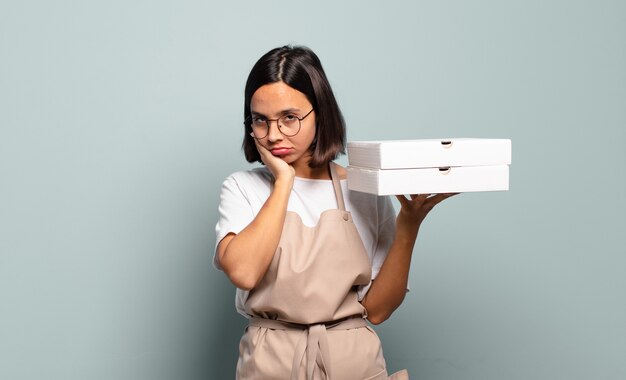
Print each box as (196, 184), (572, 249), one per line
(1, 1), (624, 379)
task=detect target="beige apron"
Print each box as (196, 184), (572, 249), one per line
(236, 162), (409, 380)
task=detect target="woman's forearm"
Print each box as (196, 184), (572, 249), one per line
(361, 219), (420, 324)
(218, 177), (293, 290)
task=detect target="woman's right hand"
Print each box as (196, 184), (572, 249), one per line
(252, 135), (295, 184)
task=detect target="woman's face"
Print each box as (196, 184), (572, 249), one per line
(249, 81), (316, 170)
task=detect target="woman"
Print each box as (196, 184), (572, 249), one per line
(214, 45), (455, 379)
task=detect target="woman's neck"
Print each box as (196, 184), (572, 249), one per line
(293, 162), (331, 180)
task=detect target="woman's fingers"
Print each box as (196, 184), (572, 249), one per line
(395, 194), (410, 208)
(411, 193), (431, 201)
(395, 192), (459, 226)
(253, 138), (279, 167)
(396, 193), (432, 205)
(424, 193), (458, 208)
(252, 138), (271, 161)
(397, 192), (458, 210)
(252, 136), (295, 181)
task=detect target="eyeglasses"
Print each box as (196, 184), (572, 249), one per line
(245, 109), (314, 139)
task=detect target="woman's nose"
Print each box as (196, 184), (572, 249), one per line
(266, 121), (283, 142)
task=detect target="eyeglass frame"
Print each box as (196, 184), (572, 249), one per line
(244, 108), (315, 139)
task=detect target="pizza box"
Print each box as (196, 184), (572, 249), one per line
(347, 138), (511, 169)
(346, 165), (509, 195)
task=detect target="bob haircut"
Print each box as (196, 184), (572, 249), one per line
(242, 45), (346, 168)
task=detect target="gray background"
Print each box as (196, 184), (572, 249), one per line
(1, 0), (625, 379)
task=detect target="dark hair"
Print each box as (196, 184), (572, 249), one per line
(242, 45), (346, 168)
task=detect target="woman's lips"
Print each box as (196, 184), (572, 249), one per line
(271, 148), (292, 156)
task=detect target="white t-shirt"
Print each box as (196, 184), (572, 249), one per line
(213, 165), (398, 318)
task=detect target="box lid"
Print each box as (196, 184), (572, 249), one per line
(347, 138), (512, 169)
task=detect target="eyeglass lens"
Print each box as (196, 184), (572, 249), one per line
(251, 115), (301, 138)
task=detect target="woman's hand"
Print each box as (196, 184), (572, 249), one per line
(252, 135), (295, 184)
(394, 193), (458, 231)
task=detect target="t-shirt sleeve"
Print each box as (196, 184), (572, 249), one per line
(213, 175), (255, 271)
(356, 195), (398, 300)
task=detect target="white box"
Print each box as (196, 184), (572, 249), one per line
(347, 138), (511, 169)
(346, 138), (511, 195)
(346, 165), (509, 195)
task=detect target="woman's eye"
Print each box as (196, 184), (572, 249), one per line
(283, 114), (297, 121)
(252, 117), (266, 124)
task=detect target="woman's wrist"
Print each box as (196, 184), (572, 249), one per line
(397, 211), (421, 231)
(273, 175), (294, 189)
(394, 216), (420, 246)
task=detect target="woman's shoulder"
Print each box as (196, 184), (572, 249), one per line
(222, 166), (273, 191)
(224, 166), (271, 182)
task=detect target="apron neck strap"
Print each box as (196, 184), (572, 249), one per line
(329, 162), (346, 211)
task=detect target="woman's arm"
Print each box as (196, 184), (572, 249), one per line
(217, 139), (295, 291)
(217, 177), (292, 290)
(360, 193), (457, 324)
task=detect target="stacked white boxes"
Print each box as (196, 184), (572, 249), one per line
(346, 138), (512, 195)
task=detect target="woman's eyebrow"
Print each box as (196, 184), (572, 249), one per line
(279, 108), (301, 114)
(251, 108), (301, 117)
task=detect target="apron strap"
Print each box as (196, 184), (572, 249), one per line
(329, 162), (346, 212)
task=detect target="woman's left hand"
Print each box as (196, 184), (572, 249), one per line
(395, 193), (458, 230)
